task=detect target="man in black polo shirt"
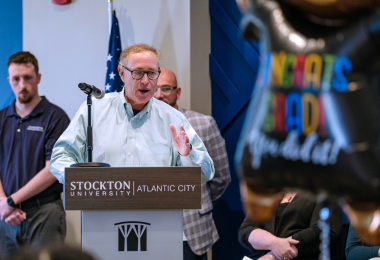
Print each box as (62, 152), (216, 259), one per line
(0, 51), (70, 257)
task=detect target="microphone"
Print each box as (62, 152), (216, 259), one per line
(78, 83), (105, 99)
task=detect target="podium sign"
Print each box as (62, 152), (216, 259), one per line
(65, 167), (201, 210)
(65, 167), (201, 260)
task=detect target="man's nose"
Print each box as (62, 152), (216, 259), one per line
(19, 78), (26, 89)
(141, 73), (150, 84)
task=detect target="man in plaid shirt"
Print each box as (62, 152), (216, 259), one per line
(154, 68), (231, 260)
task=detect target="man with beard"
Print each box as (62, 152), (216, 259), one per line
(0, 51), (70, 257)
(154, 67), (231, 260)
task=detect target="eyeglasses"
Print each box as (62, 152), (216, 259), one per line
(155, 85), (178, 93)
(120, 64), (161, 80)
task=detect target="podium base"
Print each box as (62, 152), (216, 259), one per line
(82, 210), (183, 260)
(70, 162), (110, 167)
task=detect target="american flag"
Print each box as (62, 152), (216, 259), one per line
(105, 10), (123, 93)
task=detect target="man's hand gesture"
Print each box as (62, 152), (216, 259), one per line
(170, 124), (191, 156)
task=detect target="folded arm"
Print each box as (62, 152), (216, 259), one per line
(291, 200), (342, 257)
(0, 161), (56, 225)
(345, 225), (380, 260)
(238, 216), (298, 260)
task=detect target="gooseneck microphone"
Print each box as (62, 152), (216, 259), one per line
(71, 83), (110, 167)
(78, 83), (105, 99)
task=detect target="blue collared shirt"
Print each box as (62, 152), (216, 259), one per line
(0, 97), (70, 201)
(50, 89), (215, 184)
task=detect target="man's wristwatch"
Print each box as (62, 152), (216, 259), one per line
(7, 196), (16, 207)
(178, 144), (192, 156)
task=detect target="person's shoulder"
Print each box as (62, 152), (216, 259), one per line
(102, 91), (120, 100)
(0, 102), (13, 120)
(44, 98), (69, 119)
(0, 102), (12, 114)
(92, 91), (122, 106)
(180, 107), (216, 126)
(151, 98), (187, 120)
(293, 191), (316, 206)
(183, 108), (214, 121)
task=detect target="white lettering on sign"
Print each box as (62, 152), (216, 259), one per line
(69, 181), (197, 197)
(178, 185), (196, 192)
(248, 130), (340, 169)
(70, 181), (131, 191)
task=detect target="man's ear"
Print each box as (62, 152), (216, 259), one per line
(176, 87), (182, 101)
(37, 73), (41, 84)
(118, 65), (125, 82)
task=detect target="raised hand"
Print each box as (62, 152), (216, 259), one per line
(170, 124), (191, 156)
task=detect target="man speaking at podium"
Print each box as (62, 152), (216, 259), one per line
(49, 43), (214, 193)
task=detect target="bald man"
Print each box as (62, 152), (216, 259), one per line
(155, 68), (231, 260)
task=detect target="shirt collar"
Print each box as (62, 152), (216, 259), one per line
(30, 96), (48, 117)
(6, 96), (48, 118)
(118, 87), (153, 118)
(5, 100), (17, 117)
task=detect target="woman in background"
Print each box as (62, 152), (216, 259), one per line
(238, 191), (342, 260)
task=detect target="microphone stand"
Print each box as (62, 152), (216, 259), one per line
(71, 94), (110, 167)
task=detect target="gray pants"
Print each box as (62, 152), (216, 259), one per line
(0, 199), (66, 258)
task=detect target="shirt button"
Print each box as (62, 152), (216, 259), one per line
(191, 156), (194, 160)
(17, 129), (21, 132)
(128, 153), (131, 156)
(130, 135), (133, 138)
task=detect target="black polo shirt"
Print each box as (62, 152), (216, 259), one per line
(0, 96), (70, 203)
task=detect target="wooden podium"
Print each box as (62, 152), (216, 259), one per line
(64, 167), (201, 260)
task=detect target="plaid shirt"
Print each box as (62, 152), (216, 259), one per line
(179, 107), (231, 255)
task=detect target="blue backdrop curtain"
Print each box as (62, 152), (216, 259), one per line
(209, 0), (260, 259)
(0, 0), (22, 110)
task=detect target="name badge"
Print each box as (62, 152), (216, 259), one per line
(27, 126), (44, 132)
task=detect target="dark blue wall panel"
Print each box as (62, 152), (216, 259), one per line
(0, 0), (22, 109)
(209, 0), (260, 259)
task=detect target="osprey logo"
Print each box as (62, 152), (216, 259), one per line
(115, 221), (151, 251)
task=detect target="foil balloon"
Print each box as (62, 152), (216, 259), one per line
(237, 0), (380, 15)
(286, 0), (380, 19)
(236, 0), (380, 241)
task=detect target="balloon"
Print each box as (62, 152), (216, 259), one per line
(285, 0), (380, 18)
(236, 0), (380, 241)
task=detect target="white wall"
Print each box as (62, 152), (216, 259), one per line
(191, 0), (211, 116)
(23, 0), (190, 120)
